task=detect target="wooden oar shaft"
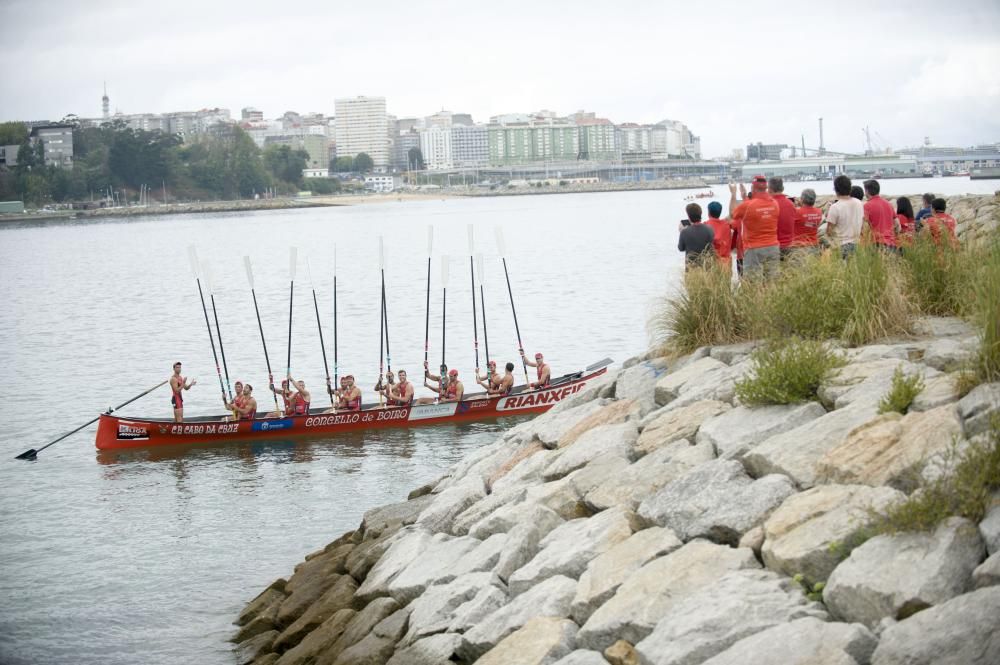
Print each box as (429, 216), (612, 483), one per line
(250, 287), (281, 415)
(333, 274), (338, 385)
(441, 286), (447, 368)
(470, 255), (479, 372)
(196, 277), (227, 401)
(210, 293), (233, 401)
(311, 288), (334, 405)
(501, 257), (530, 386)
(480, 283), (491, 384)
(381, 271), (392, 373)
(424, 256), (431, 365)
(286, 280), (294, 377)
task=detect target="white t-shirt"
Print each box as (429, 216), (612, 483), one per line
(825, 197), (864, 246)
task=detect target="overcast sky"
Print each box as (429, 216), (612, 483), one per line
(3, 0), (998, 157)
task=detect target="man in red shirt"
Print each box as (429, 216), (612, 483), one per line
(862, 179), (897, 251)
(791, 188), (822, 253)
(768, 177), (796, 259)
(924, 198), (959, 248)
(729, 175), (780, 278)
(705, 201), (736, 269)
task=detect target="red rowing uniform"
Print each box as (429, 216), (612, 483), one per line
(282, 392), (294, 413)
(343, 391), (361, 411)
(171, 375), (184, 408)
(536, 364), (551, 389)
(391, 380), (413, 406)
(292, 393), (310, 416)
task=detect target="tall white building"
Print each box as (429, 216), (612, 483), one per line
(420, 126), (453, 170)
(334, 96), (389, 169)
(451, 125), (488, 167)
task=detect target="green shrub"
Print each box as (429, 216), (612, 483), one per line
(878, 366), (925, 414)
(652, 263), (744, 355)
(969, 238), (1000, 386)
(898, 234), (966, 316)
(758, 253), (849, 340)
(735, 339), (846, 406)
(840, 246), (912, 346)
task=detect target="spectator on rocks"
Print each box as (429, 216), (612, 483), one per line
(704, 201), (736, 270)
(729, 175), (780, 278)
(790, 188), (822, 255)
(825, 175), (864, 258)
(677, 202), (716, 270)
(768, 177), (797, 259)
(916, 192), (935, 228)
(923, 198), (959, 247)
(850, 185), (865, 202)
(895, 196), (917, 246)
(862, 179), (898, 252)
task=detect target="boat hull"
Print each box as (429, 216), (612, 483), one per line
(95, 364), (609, 450)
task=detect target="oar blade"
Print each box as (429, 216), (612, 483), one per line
(441, 255), (449, 286)
(15, 448), (38, 461)
(188, 245), (200, 277)
(495, 228), (506, 257)
(427, 225), (434, 256)
(244, 256), (255, 289)
(379, 236), (385, 270)
(468, 224), (474, 255)
(476, 253), (485, 282)
(289, 247), (298, 280)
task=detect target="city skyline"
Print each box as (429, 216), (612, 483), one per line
(2, 0), (999, 157)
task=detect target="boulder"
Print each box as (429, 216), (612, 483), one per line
(604, 640), (639, 665)
(400, 572), (504, 647)
(531, 399), (613, 447)
(317, 598), (400, 665)
(738, 525), (764, 557)
(475, 617), (579, 665)
(234, 593), (283, 643)
(508, 507), (637, 596)
(237, 581), (287, 627)
(447, 584), (509, 634)
(450, 532), (508, 577)
(637, 459), (797, 545)
(831, 361), (939, 411)
(361, 494), (435, 541)
(633, 569), (828, 665)
(384, 633), (462, 665)
(654, 357), (731, 406)
(236, 630), (278, 665)
(415, 475), (487, 534)
(274, 575), (359, 651)
(542, 422), (638, 481)
(346, 529), (403, 581)
(635, 400), (730, 457)
(922, 336), (978, 371)
(870, 587), (1000, 665)
(450, 486), (526, 536)
(523, 475), (592, 521)
(958, 382), (1000, 438)
(824, 517), (985, 628)
(614, 359), (669, 417)
(487, 446), (553, 495)
(710, 341), (760, 365)
(815, 406), (963, 491)
(844, 343), (920, 364)
(575, 540), (759, 651)
(384, 533), (483, 604)
(912, 316), (975, 338)
(910, 373), (961, 412)
(458, 574), (578, 660)
(355, 527), (433, 603)
(973, 551), (1000, 588)
(743, 403), (880, 489)
(762, 484), (904, 582)
(981, 499), (1000, 555)
(495, 506), (566, 582)
(566, 453), (632, 500)
(556, 400), (639, 449)
(699, 617), (877, 665)
(550, 650), (608, 665)
(696, 403), (827, 461)
(274, 609), (356, 665)
(330, 633), (395, 665)
(470, 496), (567, 540)
(570, 526), (683, 624)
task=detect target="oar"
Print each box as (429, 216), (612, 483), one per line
(381, 240), (392, 374)
(307, 258), (335, 405)
(424, 226), (432, 370)
(441, 254), (449, 370)
(477, 253), (491, 386)
(495, 229), (530, 387)
(468, 225), (480, 377)
(15, 380), (168, 460)
(189, 246), (228, 406)
(333, 244), (339, 397)
(203, 261), (234, 403)
(244, 256), (281, 416)
(286, 247), (297, 383)
(378, 237), (385, 408)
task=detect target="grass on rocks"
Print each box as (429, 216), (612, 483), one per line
(878, 366), (925, 415)
(735, 339), (846, 406)
(958, 237), (1000, 393)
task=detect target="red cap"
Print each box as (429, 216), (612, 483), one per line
(752, 175), (768, 192)
(448, 369), (458, 377)
(535, 353), (543, 359)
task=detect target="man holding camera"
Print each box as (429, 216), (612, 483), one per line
(677, 202), (716, 270)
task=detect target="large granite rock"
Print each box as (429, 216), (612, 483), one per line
(815, 406), (963, 490)
(531, 399), (614, 447)
(400, 572), (504, 647)
(635, 400), (730, 457)
(475, 617), (579, 665)
(870, 587), (1000, 665)
(973, 551), (1000, 588)
(458, 574), (577, 660)
(614, 359), (669, 417)
(346, 529), (403, 581)
(329, 607), (410, 665)
(508, 507), (637, 596)
(237, 581), (286, 627)
(696, 402), (827, 461)
(522, 475), (592, 521)
(361, 494), (435, 541)
(824, 517), (985, 627)
(566, 453), (632, 500)
(818, 359), (932, 411)
(275, 609), (356, 665)
(550, 650), (608, 665)
(236, 630), (278, 665)
(570, 526), (683, 624)
(385, 633), (462, 665)
(637, 459), (797, 545)
(450, 532), (508, 578)
(470, 496), (564, 540)
(575, 540), (759, 651)
(699, 617), (877, 665)
(454, 486), (527, 532)
(542, 422), (638, 481)
(274, 575), (358, 651)
(584, 439), (715, 512)
(654, 356), (731, 406)
(743, 402), (880, 488)
(557, 400), (639, 449)
(910, 373), (961, 412)
(958, 382), (1000, 438)
(633, 569), (828, 665)
(981, 500), (1000, 555)
(494, 506), (566, 582)
(486, 445), (551, 495)
(415, 475), (487, 534)
(762, 484), (905, 582)
(922, 335), (978, 372)
(355, 527), (433, 603)
(277, 548), (352, 627)
(384, 533), (483, 604)
(710, 341), (761, 365)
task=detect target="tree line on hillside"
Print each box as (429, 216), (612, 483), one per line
(0, 120), (379, 206)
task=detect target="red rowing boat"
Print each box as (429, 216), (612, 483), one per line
(94, 360), (611, 450)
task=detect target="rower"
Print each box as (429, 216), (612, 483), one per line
(374, 370), (395, 404)
(337, 375), (362, 411)
(287, 375), (311, 416)
(417, 362), (450, 404)
(521, 351), (551, 389)
(267, 379), (294, 417)
(426, 368), (463, 402)
(228, 380), (245, 420)
(387, 369), (414, 406)
(225, 384), (257, 420)
(475, 360), (501, 392)
(489, 362), (516, 396)
(169, 361), (196, 423)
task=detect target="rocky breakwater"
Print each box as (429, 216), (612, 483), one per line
(233, 315), (1000, 665)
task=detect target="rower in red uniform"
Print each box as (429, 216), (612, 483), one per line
(522, 351), (551, 389)
(479, 362), (514, 396)
(268, 379), (294, 417)
(286, 375), (311, 416)
(417, 362), (449, 404)
(169, 361), (196, 423)
(387, 369), (414, 406)
(225, 384), (257, 420)
(476, 360), (503, 393)
(439, 369), (464, 402)
(335, 375), (361, 411)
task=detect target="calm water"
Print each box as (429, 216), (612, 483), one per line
(0, 178), (993, 664)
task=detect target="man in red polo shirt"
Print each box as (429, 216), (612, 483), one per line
(729, 175), (780, 278)
(768, 176), (797, 259)
(705, 201), (736, 269)
(924, 198), (959, 248)
(862, 179), (897, 251)
(790, 188), (822, 253)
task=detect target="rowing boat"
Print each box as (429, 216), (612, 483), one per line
(94, 359), (611, 450)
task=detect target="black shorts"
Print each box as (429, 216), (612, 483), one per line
(171, 394), (183, 409)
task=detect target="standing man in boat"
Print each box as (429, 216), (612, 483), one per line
(386, 369), (414, 406)
(170, 361), (196, 423)
(521, 351), (552, 389)
(225, 384), (257, 420)
(286, 375), (311, 416)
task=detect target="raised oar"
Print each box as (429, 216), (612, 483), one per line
(441, 254), (449, 369)
(244, 256), (281, 416)
(333, 245), (339, 392)
(15, 380), (168, 460)
(477, 253), (491, 386)
(378, 237), (385, 408)
(468, 225), (480, 378)
(189, 246), (228, 407)
(286, 247), (297, 382)
(381, 239), (392, 374)
(203, 261), (234, 403)
(307, 258), (335, 405)
(423, 226), (433, 370)
(495, 229), (530, 387)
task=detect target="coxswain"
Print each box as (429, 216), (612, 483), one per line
(521, 351), (551, 389)
(225, 384), (257, 420)
(387, 369), (414, 406)
(426, 368), (463, 402)
(169, 361), (196, 423)
(266, 379), (294, 417)
(286, 375), (311, 416)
